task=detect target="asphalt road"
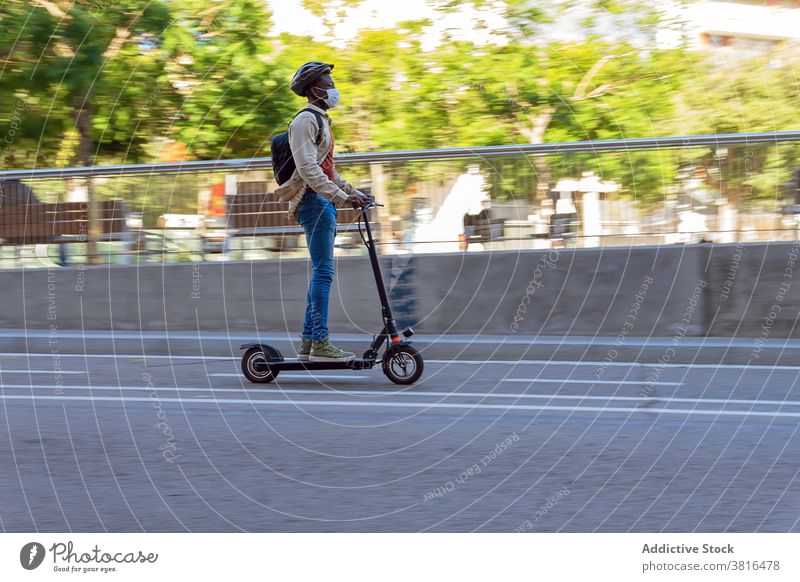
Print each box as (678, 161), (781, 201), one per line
(1, 348), (799, 532)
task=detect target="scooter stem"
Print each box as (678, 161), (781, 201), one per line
(360, 201), (399, 340)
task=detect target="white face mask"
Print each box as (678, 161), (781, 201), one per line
(315, 86), (340, 108)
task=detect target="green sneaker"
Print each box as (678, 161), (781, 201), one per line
(296, 337), (312, 361)
(309, 337), (356, 362)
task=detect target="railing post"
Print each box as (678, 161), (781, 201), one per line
(224, 173), (237, 260)
(87, 176), (102, 265)
(119, 200), (132, 265)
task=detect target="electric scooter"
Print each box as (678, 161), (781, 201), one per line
(239, 200), (424, 385)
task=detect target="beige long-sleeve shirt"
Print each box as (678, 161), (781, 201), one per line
(274, 103), (364, 220)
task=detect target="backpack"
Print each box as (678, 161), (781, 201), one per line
(271, 108), (326, 186)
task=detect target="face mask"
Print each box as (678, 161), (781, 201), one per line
(315, 86), (340, 108)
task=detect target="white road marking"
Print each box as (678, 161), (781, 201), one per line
(495, 378), (683, 385)
(209, 373), (367, 380)
(2, 352), (800, 370)
(2, 393), (799, 419)
(0, 370), (86, 374)
(5, 330), (797, 349)
(427, 360), (800, 370)
(210, 372), (682, 385)
(2, 383), (799, 408)
(0, 353), (237, 360)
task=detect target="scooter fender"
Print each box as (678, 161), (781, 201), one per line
(239, 343), (284, 362)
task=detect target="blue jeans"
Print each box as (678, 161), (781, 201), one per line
(297, 191), (338, 342)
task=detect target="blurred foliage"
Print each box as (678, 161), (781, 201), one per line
(170, 0), (295, 159)
(0, 0), (176, 168)
(0, 0), (798, 215)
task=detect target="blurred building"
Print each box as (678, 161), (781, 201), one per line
(688, 0), (800, 56)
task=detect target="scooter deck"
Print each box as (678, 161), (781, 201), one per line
(254, 358), (378, 372)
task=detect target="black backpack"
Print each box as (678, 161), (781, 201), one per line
(271, 108), (326, 186)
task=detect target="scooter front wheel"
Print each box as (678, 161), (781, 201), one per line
(242, 347), (279, 384)
(382, 345), (424, 385)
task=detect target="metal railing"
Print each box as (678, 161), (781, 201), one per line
(1, 130), (799, 180)
(1, 129), (800, 268)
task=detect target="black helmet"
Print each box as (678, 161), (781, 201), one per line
(290, 61), (334, 96)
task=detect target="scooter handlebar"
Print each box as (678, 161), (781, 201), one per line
(359, 198), (383, 212)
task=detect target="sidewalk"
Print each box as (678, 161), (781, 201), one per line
(1, 329), (799, 365)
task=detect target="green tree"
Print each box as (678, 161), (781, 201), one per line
(676, 46), (800, 228)
(0, 1), (177, 167)
(169, 0), (294, 159)
(274, 0), (692, 207)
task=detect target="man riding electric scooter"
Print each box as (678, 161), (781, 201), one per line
(243, 64), (422, 385)
(275, 61), (370, 362)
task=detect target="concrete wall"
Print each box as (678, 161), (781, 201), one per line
(3, 241), (799, 337)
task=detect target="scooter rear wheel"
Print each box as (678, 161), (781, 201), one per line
(382, 345), (424, 385)
(242, 347), (279, 384)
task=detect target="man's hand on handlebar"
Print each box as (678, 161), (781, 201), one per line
(345, 193), (371, 208)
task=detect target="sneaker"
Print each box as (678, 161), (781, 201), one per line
(309, 337), (356, 362)
(296, 337), (312, 361)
